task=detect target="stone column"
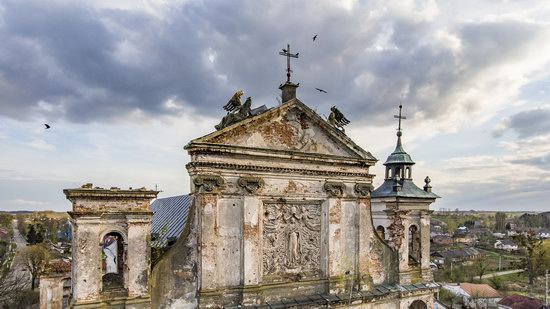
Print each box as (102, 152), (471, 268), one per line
(127, 214), (152, 298)
(386, 209), (411, 285)
(198, 194), (219, 291)
(357, 198), (373, 290)
(420, 210), (433, 281)
(327, 197), (346, 294)
(242, 195), (261, 304)
(71, 217), (102, 303)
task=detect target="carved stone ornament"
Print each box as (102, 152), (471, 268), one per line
(238, 176), (264, 194)
(193, 175), (224, 192)
(354, 183), (374, 197)
(262, 203), (321, 279)
(323, 181), (345, 197)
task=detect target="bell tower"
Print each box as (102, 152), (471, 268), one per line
(64, 184), (158, 308)
(371, 105), (439, 284)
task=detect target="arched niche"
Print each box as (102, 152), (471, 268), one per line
(409, 300), (427, 309)
(101, 231), (125, 290)
(376, 225), (386, 240)
(408, 224), (421, 266)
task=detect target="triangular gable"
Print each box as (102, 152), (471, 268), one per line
(189, 99), (376, 161)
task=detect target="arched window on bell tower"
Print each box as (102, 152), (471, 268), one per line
(102, 232), (125, 291)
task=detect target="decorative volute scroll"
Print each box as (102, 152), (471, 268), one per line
(354, 183), (374, 197)
(323, 181), (346, 197)
(238, 176), (264, 194)
(193, 175), (224, 193)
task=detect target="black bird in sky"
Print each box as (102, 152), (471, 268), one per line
(44, 124), (51, 129)
(313, 34), (318, 41)
(315, 88), (327, 93)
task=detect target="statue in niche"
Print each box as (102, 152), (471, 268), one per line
(286, 218), (301, 268)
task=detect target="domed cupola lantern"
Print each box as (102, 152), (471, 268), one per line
(384, 105), (415, 182)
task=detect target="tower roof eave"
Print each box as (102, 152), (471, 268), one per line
(372, 179), (440, 199)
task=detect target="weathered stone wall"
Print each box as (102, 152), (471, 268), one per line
(149, 99), (435, 308)
(371, 199), (434, 284)
(177, 101), (397, 308)
(151, 198), (198, 309)
(65, 186), (157, 308)
(39, 274), (69, 309)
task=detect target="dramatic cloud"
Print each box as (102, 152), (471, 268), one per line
(1, 0), (550, 211)
(1, 0), (550, 128)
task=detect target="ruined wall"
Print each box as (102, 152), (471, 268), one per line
(151, 199), (198, 309)
(39, 274), (69, 309)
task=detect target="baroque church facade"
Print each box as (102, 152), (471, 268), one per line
(47, 65), (440, 308)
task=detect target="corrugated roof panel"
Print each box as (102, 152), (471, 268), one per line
(151, 195), (191, 247)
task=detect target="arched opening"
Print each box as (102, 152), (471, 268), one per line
(406, 167), (411, 179)
(408, 225), (421, 266)
(387, 168), (392, 179)
(409, 300), (427, 309)
(376, 225), (386, 240)
(102, 232), (125, 290)
(395, 167), (401, 179)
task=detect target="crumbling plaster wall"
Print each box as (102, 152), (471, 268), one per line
(151, 103), (402, 307)
(39, 275), (68, 309)
(151, 198), (198, 309)
(371, 199), (434, 284)
(66, 188), (157, 308)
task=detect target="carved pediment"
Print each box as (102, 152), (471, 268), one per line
(189, 100), (376, 161)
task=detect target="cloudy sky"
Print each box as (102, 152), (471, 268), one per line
(1, 0), (550, 212)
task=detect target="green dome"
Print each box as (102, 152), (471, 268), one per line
(383, 135), (415, 165)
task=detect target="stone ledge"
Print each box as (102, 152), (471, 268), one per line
(223, 283), (440, 309)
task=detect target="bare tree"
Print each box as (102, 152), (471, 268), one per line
(19, 245), (50, 290)
(0, 272), (29, 302)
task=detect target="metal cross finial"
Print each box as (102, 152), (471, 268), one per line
(279, 44), (299, 83)
(394, 104), (407, 136)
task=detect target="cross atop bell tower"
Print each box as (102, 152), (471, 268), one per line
(394, 104), (406, 137)
(278, 43), (300, 102)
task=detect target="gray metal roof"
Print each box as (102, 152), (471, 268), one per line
(372, 179), (439, 199)
(151, 195), (191, 247)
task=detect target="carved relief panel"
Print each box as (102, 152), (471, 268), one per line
(262, 202), (322, 281)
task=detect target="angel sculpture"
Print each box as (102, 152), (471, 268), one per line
(327, 106), (350, 132)
(215, 90), (253, 130)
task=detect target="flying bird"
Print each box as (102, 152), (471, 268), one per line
(315, 88), (327, 93)
(313, 34), (317, 41)
(44, 124), (51, 129)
